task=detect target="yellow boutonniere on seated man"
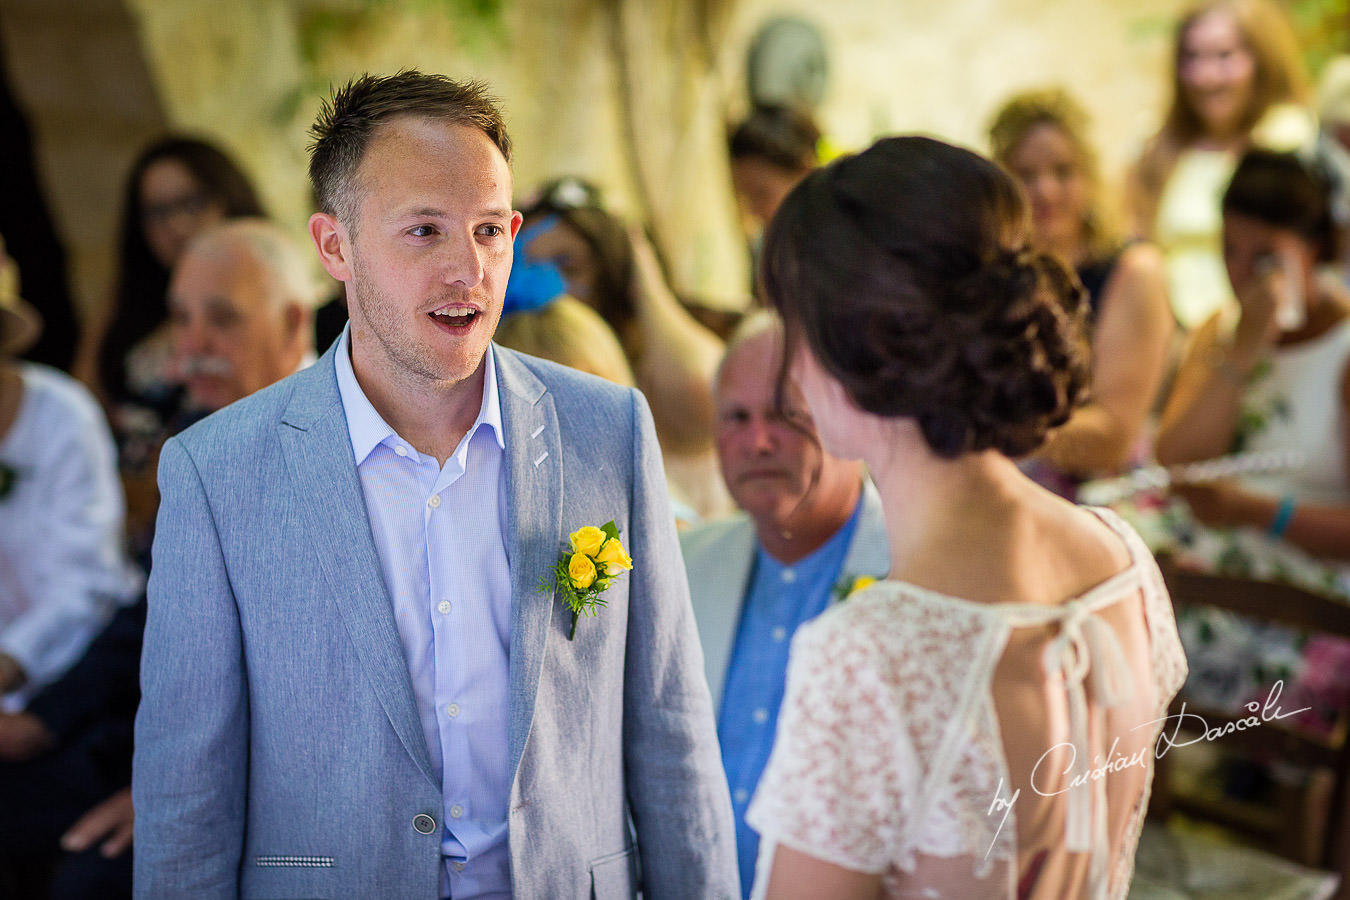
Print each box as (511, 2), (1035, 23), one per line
(546, 521), (634, 639)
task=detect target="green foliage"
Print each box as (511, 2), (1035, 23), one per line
(296, 0), (505, 69)
(1287, 0), (1350, 76)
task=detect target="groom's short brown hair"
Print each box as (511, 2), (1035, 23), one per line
(307, 69), (512, 232)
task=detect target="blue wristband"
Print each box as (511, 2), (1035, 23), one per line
(1267, 495), (1296, 539)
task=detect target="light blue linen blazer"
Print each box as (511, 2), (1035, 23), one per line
(132, 343), (739, 900)
(680, 481), (890, 717)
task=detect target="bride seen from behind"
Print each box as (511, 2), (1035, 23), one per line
(746, 136), (1188, 900)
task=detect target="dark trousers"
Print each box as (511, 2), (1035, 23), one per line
(0, 741), (132, 900)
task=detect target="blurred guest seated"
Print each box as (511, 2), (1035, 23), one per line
(496, 296), (635, 389)
(1124, 0), (1312, 332)
(727, 105), (822, 232)
(167, 218), (317, 412)
(0, 598), (143, 900)
(679, 311), (888, 896)
(1154, 149), (1350, 568)
(518, 179), (730, 518)
(1119, 150), (1350, 730)
(1315, 54), (1350, 275)
(0, 219), (319, 900)
(990, 88), (1174, 497)
(1322, 56), (1350, 159)
(0, 240), (140, 713)
(122, 218), (318, 562)
(497, 241), (702, 524)
(73, 136), (266, 455)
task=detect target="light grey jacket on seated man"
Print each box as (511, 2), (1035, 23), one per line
(133, 342), (738, 900)
(681, 481), (889, 716)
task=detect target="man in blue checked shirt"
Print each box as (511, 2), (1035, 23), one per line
(681, 311), (890, 897)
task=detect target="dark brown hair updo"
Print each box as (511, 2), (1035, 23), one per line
(760, 135), (1091, 460)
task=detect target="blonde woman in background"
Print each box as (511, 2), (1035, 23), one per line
(990, 89), (1174, 498)
(1125, 0), (1311, 332)
(495, 295), (713, 526)
(494, 295), (636, 388)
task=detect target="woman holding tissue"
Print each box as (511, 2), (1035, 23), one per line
(1155, 149), (1350, 563)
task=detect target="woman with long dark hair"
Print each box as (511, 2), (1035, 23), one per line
(75, 136), (265, 419)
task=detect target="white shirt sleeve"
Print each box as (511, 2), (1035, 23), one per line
(0, 366), (138, 700)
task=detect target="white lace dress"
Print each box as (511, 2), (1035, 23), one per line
(746, 508), (1188, 899)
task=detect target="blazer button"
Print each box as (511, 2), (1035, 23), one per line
(413, 814), (437, 835)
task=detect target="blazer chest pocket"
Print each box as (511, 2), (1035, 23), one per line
(255, 855), (335, 869)
(589, 845), (637, 899)
(249, 854), (335, 900)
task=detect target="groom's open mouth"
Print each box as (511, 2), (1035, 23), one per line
(429, 303), (481, 329)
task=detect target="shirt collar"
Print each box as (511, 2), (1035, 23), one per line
(334, 324), (504, 465)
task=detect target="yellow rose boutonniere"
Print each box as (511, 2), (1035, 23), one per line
(570, 525), (606, 558)
(832, 574), (878, 602)
(567, 552), (598, 590)
(543, 520), (634, 639)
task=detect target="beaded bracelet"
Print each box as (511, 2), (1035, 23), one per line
(1267, 494), (1297, 539)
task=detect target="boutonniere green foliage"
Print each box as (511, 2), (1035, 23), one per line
(0, 462), (16, 501)
(831, 574), (878, 603)
(543, 520), (634, 639)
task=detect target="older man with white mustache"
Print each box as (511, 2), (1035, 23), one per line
(169, 218), (318, 412)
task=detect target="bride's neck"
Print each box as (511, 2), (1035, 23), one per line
(866, 430), (1029, 578)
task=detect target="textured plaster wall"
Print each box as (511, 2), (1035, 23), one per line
(7, 0), (1193, 323)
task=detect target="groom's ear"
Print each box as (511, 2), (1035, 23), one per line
(309, 212), (353, 283)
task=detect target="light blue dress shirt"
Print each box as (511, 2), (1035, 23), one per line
(335, 328), (512, 900)
(717, 497), (862, 899)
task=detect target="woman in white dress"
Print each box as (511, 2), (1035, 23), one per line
(1124, 0), (1311, 332)
(745, 136), (1188, 900)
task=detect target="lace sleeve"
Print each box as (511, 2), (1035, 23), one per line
(745, 611), (916, 876)
(1118, 515), (1188, 705)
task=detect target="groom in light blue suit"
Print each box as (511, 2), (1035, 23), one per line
(132, 71), (738, 900)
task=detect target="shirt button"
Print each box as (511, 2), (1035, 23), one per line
(450, 804), (464, 819)
(437, 600), (452, 615)
(752, 707), (769, 724)
(780, 569), (797, 583)
(771, 626), (787, 642)
(452, 861), (466, 872)
(427, 495), (442, 509)
(446, 703), (460, 718)
(412, 813), (436, 834)
(394, 445), (408, 457)
(733, 788), (749, 803)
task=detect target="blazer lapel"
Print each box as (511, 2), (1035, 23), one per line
(840, 478), (890, 582)
(699, 521), (756, 719)
(494, 348), (563, 784)
(277, 349), (438, 787)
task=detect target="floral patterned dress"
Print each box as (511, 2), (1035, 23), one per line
(1113, 316), (1350, 729)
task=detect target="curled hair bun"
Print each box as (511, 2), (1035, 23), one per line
(864, 247), (1089, 459)
(762, 135), (1092, 460)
